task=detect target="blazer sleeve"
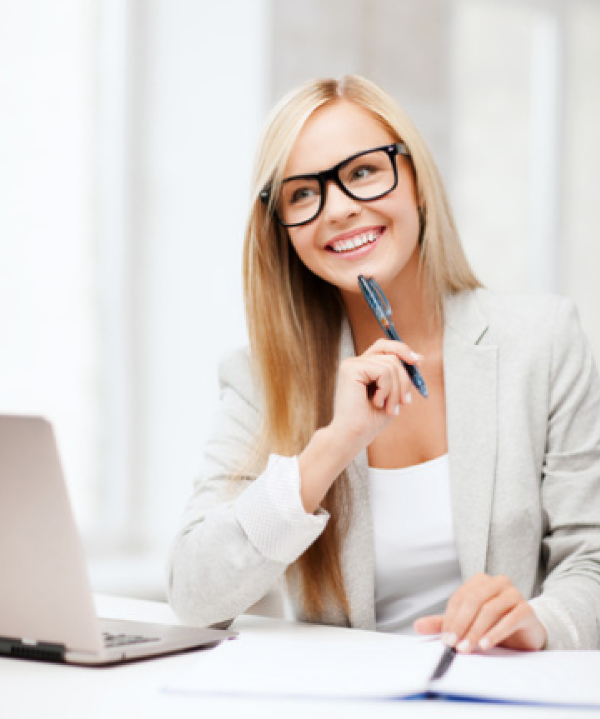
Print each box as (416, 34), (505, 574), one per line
(167, 348), (328, 629)
(529, 299), (600, 649)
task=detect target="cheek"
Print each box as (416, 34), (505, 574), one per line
(287, 228), (317, 266)
(379, 192), (420, 237)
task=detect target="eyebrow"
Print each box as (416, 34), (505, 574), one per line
(282, 143), (405, 183)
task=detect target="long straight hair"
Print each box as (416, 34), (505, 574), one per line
(242, 76), (480, 620)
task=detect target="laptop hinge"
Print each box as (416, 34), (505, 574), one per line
(0, 636), (66, 663)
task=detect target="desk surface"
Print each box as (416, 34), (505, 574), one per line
(0, 595), (588, 719)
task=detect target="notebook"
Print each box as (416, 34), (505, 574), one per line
(0, 414), (236, 666)
(164, 621), (600, 710)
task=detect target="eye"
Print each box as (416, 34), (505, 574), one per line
(290, 186), (317, 204)
(282, 179), (320, 207)
(350, 163), (379, 181)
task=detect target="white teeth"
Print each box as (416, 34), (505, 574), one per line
(331, 231), (379, 253)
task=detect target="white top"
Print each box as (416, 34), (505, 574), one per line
(368, 454), (462, 634)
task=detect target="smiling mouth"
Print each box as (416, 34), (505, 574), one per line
(327, 229), (383, 254)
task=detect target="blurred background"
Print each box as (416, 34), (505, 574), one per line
(1, 0), (599, 600)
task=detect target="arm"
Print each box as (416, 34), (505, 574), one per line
(416, 298), (600, 651)
(168, 338), (420, 628)
(167, 349), (328, 628)
(529, 298), (600, 649)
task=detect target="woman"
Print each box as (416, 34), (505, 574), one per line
(168, 75), (600, 651)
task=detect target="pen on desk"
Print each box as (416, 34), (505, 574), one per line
(430, 645), (456, 682)
(357, 275), (428, 398)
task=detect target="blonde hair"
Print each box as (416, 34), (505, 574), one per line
(242, 75), (479, 620)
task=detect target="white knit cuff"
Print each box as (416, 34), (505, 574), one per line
(234, 454), (329, 564)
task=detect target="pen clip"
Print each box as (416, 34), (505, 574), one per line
(367, 277), (392, 320)
(357, 275), (391, 330)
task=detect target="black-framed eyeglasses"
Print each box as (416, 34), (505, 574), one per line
(260, 143), (410, 228)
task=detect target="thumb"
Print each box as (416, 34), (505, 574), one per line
(414, 615), (444, 635)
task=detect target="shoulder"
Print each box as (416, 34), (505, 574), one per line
(203, 347), (263, 476)
(445, 290), (595, 401)
(217, 346), (263, 413)
(475, 287), (572, 322)
(446, 287), (579, 346)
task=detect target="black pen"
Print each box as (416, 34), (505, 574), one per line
(430, 645), (456, 681)
(357, 275), (428, 398)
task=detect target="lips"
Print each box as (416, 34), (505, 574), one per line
(327, 228), (383, 254)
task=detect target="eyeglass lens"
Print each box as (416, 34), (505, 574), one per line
(277, 148), (396, 227)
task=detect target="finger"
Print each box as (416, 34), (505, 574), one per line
(386, 353), (414, 413)
(358, 358), (390, 409)
(365, 356), (403, 414)
(448, 576), (510, 651)
(388, 356), (414, 412)
(459, 586), (522, 653)
(363, 338), (423, 367)
(479, 603), (547, 651)
(375, 356), (415, 412)
(360, 340), (421, 409)
(442, 574), (510, 649)
(414, 615), (443, 635)
(477, 603), (529, 651)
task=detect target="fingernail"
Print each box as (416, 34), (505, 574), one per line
(404, 392), (412, 405)
(394, 404), (401, 416)
(411, 352), (423, 362)
(479, 637), (491, 650)
(441, 632), (457, 647)
(457, 639), (471, 653)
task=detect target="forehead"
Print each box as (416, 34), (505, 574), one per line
(284, 100), (396, 177)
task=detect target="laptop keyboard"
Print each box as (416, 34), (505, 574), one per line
(102, 631), (160, 648)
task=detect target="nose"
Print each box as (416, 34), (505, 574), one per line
(321, 180), (362, 223)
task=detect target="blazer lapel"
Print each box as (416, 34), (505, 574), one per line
(444, 291), (498, 579)
(338, 291), (500, 629)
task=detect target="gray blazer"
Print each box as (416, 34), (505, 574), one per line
(168, 289), (600, 649)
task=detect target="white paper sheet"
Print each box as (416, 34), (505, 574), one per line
(164, 632), (444, 700)
(164, 618), (600, 709)
(434, 647), (600, 708)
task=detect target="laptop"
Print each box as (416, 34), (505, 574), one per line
(0, 414), (236, 666)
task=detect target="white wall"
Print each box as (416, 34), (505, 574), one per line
(563, 0), (600, 357)
(451, 1), (549, 293)
(0, 0), (100, 526)
(134, 0), (269, 560)
(90, 0), (270, 593)
(451, 0), (600, 357)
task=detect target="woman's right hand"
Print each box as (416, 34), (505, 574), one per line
(329, 338), (421, 452)
(298, 338), (421, 513)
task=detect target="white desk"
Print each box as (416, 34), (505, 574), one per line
(0, 595), (590, 719)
